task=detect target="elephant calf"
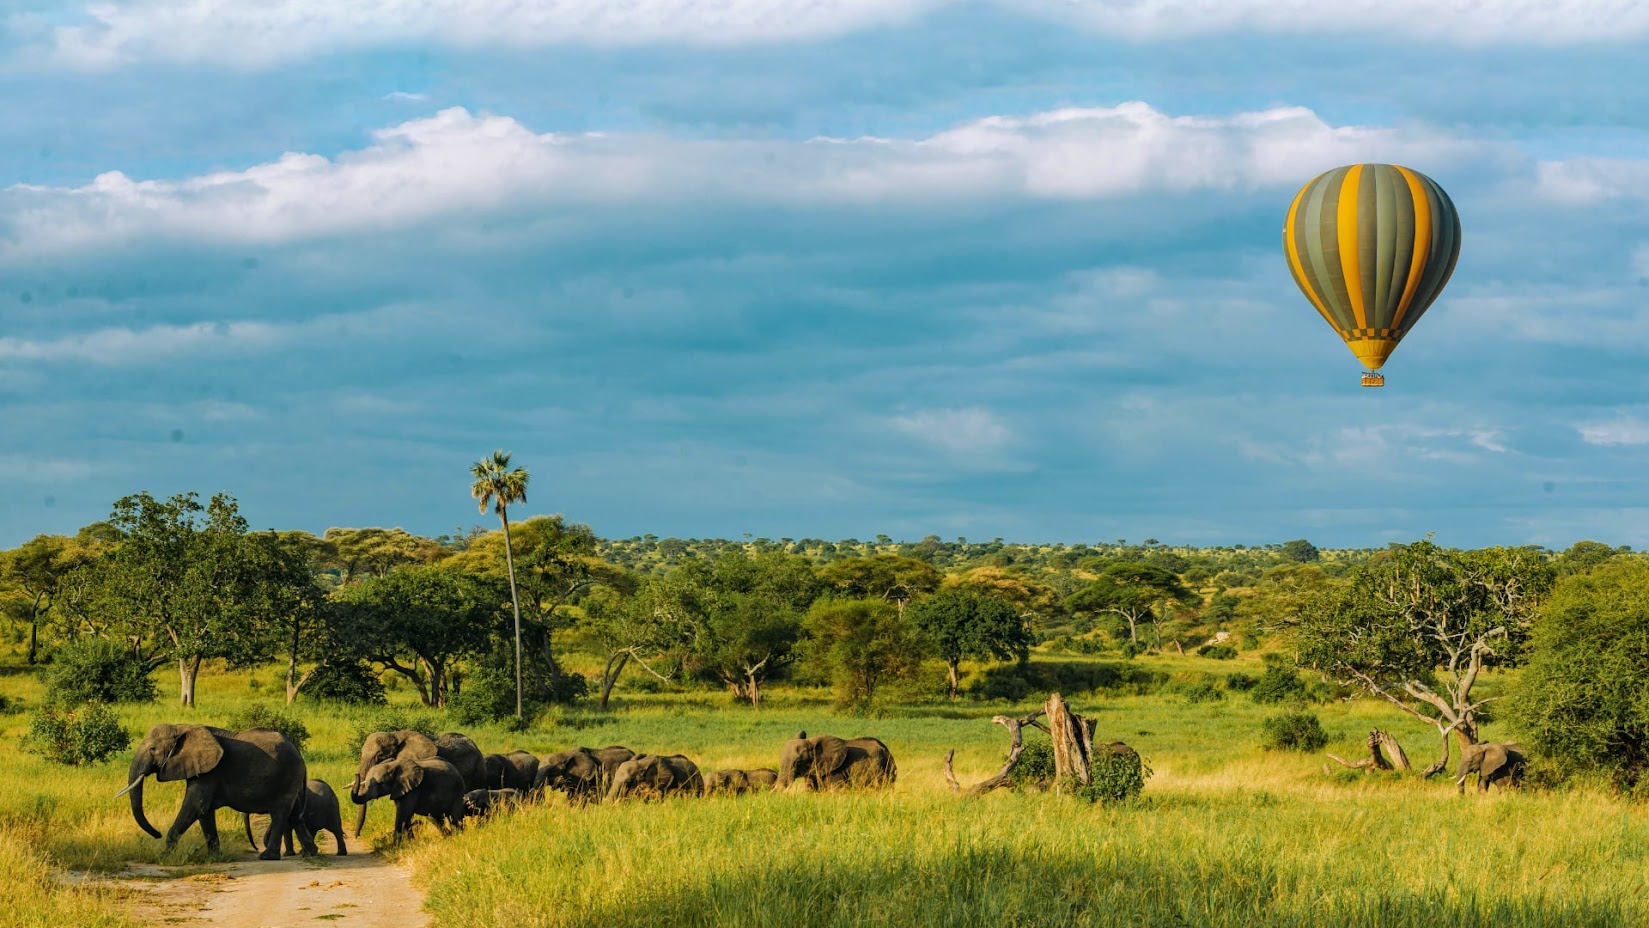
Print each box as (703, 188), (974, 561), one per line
(244, 778), (348, 856)
(462, 788), (520, 819)
(608, 754), (704, 801)
(353, 756), (467, 838)
(535, 745), (636, 803)
(703, 768), (779, 796)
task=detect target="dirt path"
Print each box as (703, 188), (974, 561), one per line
(95, 841), (430, 928)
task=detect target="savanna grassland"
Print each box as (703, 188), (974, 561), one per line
(3, 648), (1646, 928)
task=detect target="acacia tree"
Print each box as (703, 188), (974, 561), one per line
(1292, 540), (1553, 773)
(1066, 562), (1197, 648)
(2, 534), (100, 663)
(804, 598), (921, 712)
(907, 589), (1032, 698)
(331, 565), (498, 708)
(670, 550), (824, 706)
(470, 450), (530, 720)
(582, 580), (694, 710)
(819, 554), (942, 616)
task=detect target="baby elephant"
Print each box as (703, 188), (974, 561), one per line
(703, 768), (779, 796)
(608, 754), (704, 801)
(462, 788), (520, 819)
(352, 756), (467, 838)
(244, 779), (348, 856)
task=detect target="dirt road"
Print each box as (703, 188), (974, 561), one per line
(102, 843), (430, 928)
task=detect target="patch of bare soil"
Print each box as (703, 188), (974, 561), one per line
(85, 840), (429, 928)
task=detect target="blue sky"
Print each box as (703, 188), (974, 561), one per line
(3, 0), (1649, 550)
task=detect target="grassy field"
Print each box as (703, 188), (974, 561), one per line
(2, 651), (1645, 927)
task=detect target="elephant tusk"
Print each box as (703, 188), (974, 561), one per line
(115, 777), (143, 798)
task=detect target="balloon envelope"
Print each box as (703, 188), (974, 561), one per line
(1282, 163), (1461, 371)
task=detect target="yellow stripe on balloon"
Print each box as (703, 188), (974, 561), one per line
(1391, 165), (1432, 332)
(1335, 164), (1368, 331)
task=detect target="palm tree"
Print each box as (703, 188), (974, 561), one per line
(471, 450), (530, 720)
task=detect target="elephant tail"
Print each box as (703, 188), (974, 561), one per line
(243, 813), (258, 851)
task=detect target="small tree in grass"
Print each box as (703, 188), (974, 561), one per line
(906, 588), (1032, 699)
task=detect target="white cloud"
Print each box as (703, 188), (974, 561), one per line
(890, 407), (1015, 457)
(1009, 0), (1649, 44)
(1578, 417), (1649, 447)
(0, 454), (103, 482)
(382, 91), (429, 102)
(33, 0), (942, 69)
(23, 0), (1648, 69)
(1250, 423), (1511, 470)
(1534, 158), (1649, 204)
(0, 103), (1477, 257)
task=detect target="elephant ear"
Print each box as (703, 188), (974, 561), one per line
(157, 726), (224, 782)
(817, 737), (849, 777)
(393, 759), (426, 798)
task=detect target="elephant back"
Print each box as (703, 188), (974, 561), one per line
(436, 733), (487, 791)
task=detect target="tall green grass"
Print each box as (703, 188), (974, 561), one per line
(0, 651), (1639, 928)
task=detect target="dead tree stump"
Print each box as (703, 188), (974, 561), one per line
(1325, 730), (1415, 773)
(946, 693), (1122, 796)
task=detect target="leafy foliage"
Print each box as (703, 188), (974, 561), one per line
(1511, 560), (1649, 791)
(1010, 739), (1056, 786)
(303, 659), (388, 705)
(24, 704), (130, 766)
(803, 598), (921, 712)
(1249, 658), (1309, 705)
(906, 588), (1032, 697)
(223, 704), (311, 752)
(41, 638), (158, 706)
(1261, 711), (1329, 752)
(1197, 644), (1238, 660)
(1071, 750), (1150, 804)
(331, 565), (501, 707)
(1181, 681), (1226, 704)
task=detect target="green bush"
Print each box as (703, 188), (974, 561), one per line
(1261, 711), (1329, 752)
(1010, 739), (1056, 786)
(1224, 672), (1257, 692)
(1250, 658), (1309, 705)
(1196, 644), (1238, 660)
(41, 639), (158, 706)
(1119, 640), (1146, 659)
(1181, 681), (1225, 704)
(304, 660), (389, 706)
(449, 665), (542, 729)
(1071, 749), (1150, 805)
(350, 708), (442, 753)
(224, 704), (311, 752)
(964, 661), (1168, 701)
(23, 704), (131, 766)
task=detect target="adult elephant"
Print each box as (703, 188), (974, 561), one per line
(607, 754), (703, 801)
(1457, 741), (1527, 794)
(778, 731), (896, 790)
(118, 724), (315, 861)
(484, 751), (540, 792)
(351, 730), (484, 836)
(245, 779), (347, 856)
(535, 746), (635, 803)
(353, 756), (467, 838)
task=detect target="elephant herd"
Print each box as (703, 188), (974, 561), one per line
(118, 723), (897, 859)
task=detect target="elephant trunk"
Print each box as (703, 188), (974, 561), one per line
(124, 756), (161, 839)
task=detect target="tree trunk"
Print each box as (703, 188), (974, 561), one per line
(28, 615), (39, 665)
(746, 671), (762, 708)
(284, 616), (304, 704)
(947, 660), (961, 700)
(599, 651), (631, 711)
(178, 655), (202, 708)
(1046, 693), (1091, 784)
(1126, 615), (1138, 642)
(499, 508), (525, 722)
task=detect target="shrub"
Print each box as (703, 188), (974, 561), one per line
(23, 704), (130, 766)
(41, 639), (158, 706)
(1011, 739), (1057, 786)
(449, 665), (544, 728)
(304, 660), (389, 706)
(1119, 640), (1146, 659)
(1261, 711), (1329, 752)
(1071, 749), (1150, 805)
(1250, 658), (1309, 705)
(1181, 681), (1225, 704)
(1197, 644), (1238, 660)
(223, 704), (311, 752)
(1224, 672), (1257, 692)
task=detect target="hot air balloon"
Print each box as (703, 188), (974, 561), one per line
(1282, 163), (1461, 387)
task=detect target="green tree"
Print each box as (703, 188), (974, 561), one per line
(95, 491), (280, 708)
(1293, 540), (1554, 773)
(2, 534), (99, 664)
(1552, 540), (1626, 577)
(582, 580), (694, 710)
(906, 589), (1031, 698)
(1066, 562), (1197, 649)
(321, 527), (445, 583)
(819, 554), (942, 615)
(803, 598), (920, 712)
(1511, 559), (1649, 791)
(331, 565), (499, 708)
(470, 450), (531, 721)
(670, 550), (824, 706)
(1280, 539), (1320, 563)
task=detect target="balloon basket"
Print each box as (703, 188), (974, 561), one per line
(1361, 373), (1385, 388)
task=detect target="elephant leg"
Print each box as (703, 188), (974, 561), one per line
(292, 818), (319, 857)
(332, 828), (349, 856)
(165, 789), (209, 850)
(198, 809), (221, 853)
(393, 800), (414, 838)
